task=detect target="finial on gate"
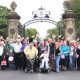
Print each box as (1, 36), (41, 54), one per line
(10, 1), (17, 11)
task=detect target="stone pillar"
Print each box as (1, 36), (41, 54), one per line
(63, 0), (76, 41)
(7, 1), (20, 39)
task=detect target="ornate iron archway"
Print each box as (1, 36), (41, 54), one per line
(20, 7), (64, 37)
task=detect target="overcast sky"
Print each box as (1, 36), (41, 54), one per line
(0, 0), (64, 38)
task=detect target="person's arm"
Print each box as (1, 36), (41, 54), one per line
(24, 47), (28, 55)
(35, 48), (38, 55)
(40, 53), (44, 58)
(59, 46), (62, 54)
(24, 47), (30, 59)
(47, 43), (50, 55)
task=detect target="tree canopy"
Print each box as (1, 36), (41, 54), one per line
(25, 28), (38, 38)
(72, 0), (80, 37)
(0, 5), (11, 38)
(47, 28), (59, 38)
(0, 5), (10, 25)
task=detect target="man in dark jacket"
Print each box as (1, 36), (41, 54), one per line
(76, 43), (80, 70)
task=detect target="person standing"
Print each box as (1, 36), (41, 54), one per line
(76, 42), (80, 70)
(21, 38), (27, 70)
(13, 39), (22, 70)
(60, 40), (70, 70)
(0, 41), (5, 68)
(48, 38), (55, 71)
(55, 38), (61, 73)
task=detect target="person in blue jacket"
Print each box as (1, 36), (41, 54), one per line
(60, 40), (70, 70)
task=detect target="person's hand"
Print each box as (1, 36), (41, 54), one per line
(10, 49), (13, 53)
(27, 55), (30, 59)
(58, 53), (61, 56)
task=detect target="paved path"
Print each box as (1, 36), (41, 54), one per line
(0, 70), (80, 80)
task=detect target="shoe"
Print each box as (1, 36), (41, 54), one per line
(30, 69), (33, 73)
(25, 69), (27, 73)
(56, 71), (60, 73)
(14, 68), (18, 70)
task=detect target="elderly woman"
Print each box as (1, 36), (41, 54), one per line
(0, 41), (5, 68)
(60, 40), (70, 71)
(55, 38), (61, 73)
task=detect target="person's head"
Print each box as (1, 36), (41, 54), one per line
(61, 41), (66, 46)
(29, 42), (33, 48)
(16, 39), (21, 44)
(74, 43), (77, 48)
(41, 39), (46, 46)
(0, 41), (5, 46)
(41, 40), (45, 46)
(21, 38), (27, 44)
(17, 35), (21, 39)
(0, 36), (3, 39)
(9, 39), (14, 44)
(48, 38), (53, 43)
(78, 45), (80, 49)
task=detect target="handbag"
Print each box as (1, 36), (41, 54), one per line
(75, 54), (79, 58)
(60, 54), (65, 59)
(1, 56), (7, 66)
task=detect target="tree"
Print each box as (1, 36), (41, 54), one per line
(0, 5), (11, 38)
(47, 28), (59, 38)
(0, 5), (22, 38)
(0, 5), (11, 25)
(25, 28), (38, 38)
(72, 0), (80, 37)
(18, 23), (23, 37)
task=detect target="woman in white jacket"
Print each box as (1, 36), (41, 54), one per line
(40, 50), (49, 69)
(0, 41), (5, 66)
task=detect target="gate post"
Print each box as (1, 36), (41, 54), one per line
(63, 0), (76, 41)
(7, 1), (21, 39)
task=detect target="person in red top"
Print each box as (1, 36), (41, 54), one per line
(33, 40), (38, 48)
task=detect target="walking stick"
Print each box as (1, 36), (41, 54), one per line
(75, 58), (77, 70)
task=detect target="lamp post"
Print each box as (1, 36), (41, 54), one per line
(23, 25), (25, 37)
(58, 26), (61, 35)
(58, 21), (64, 36)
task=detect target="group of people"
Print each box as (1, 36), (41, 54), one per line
(0, 35), (80, 73)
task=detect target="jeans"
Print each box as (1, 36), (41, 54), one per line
(69, 56), (75, 65)
(69, 56), (76, 70)
(40, 58), (49, 69)
(55, 55), (60, 72)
